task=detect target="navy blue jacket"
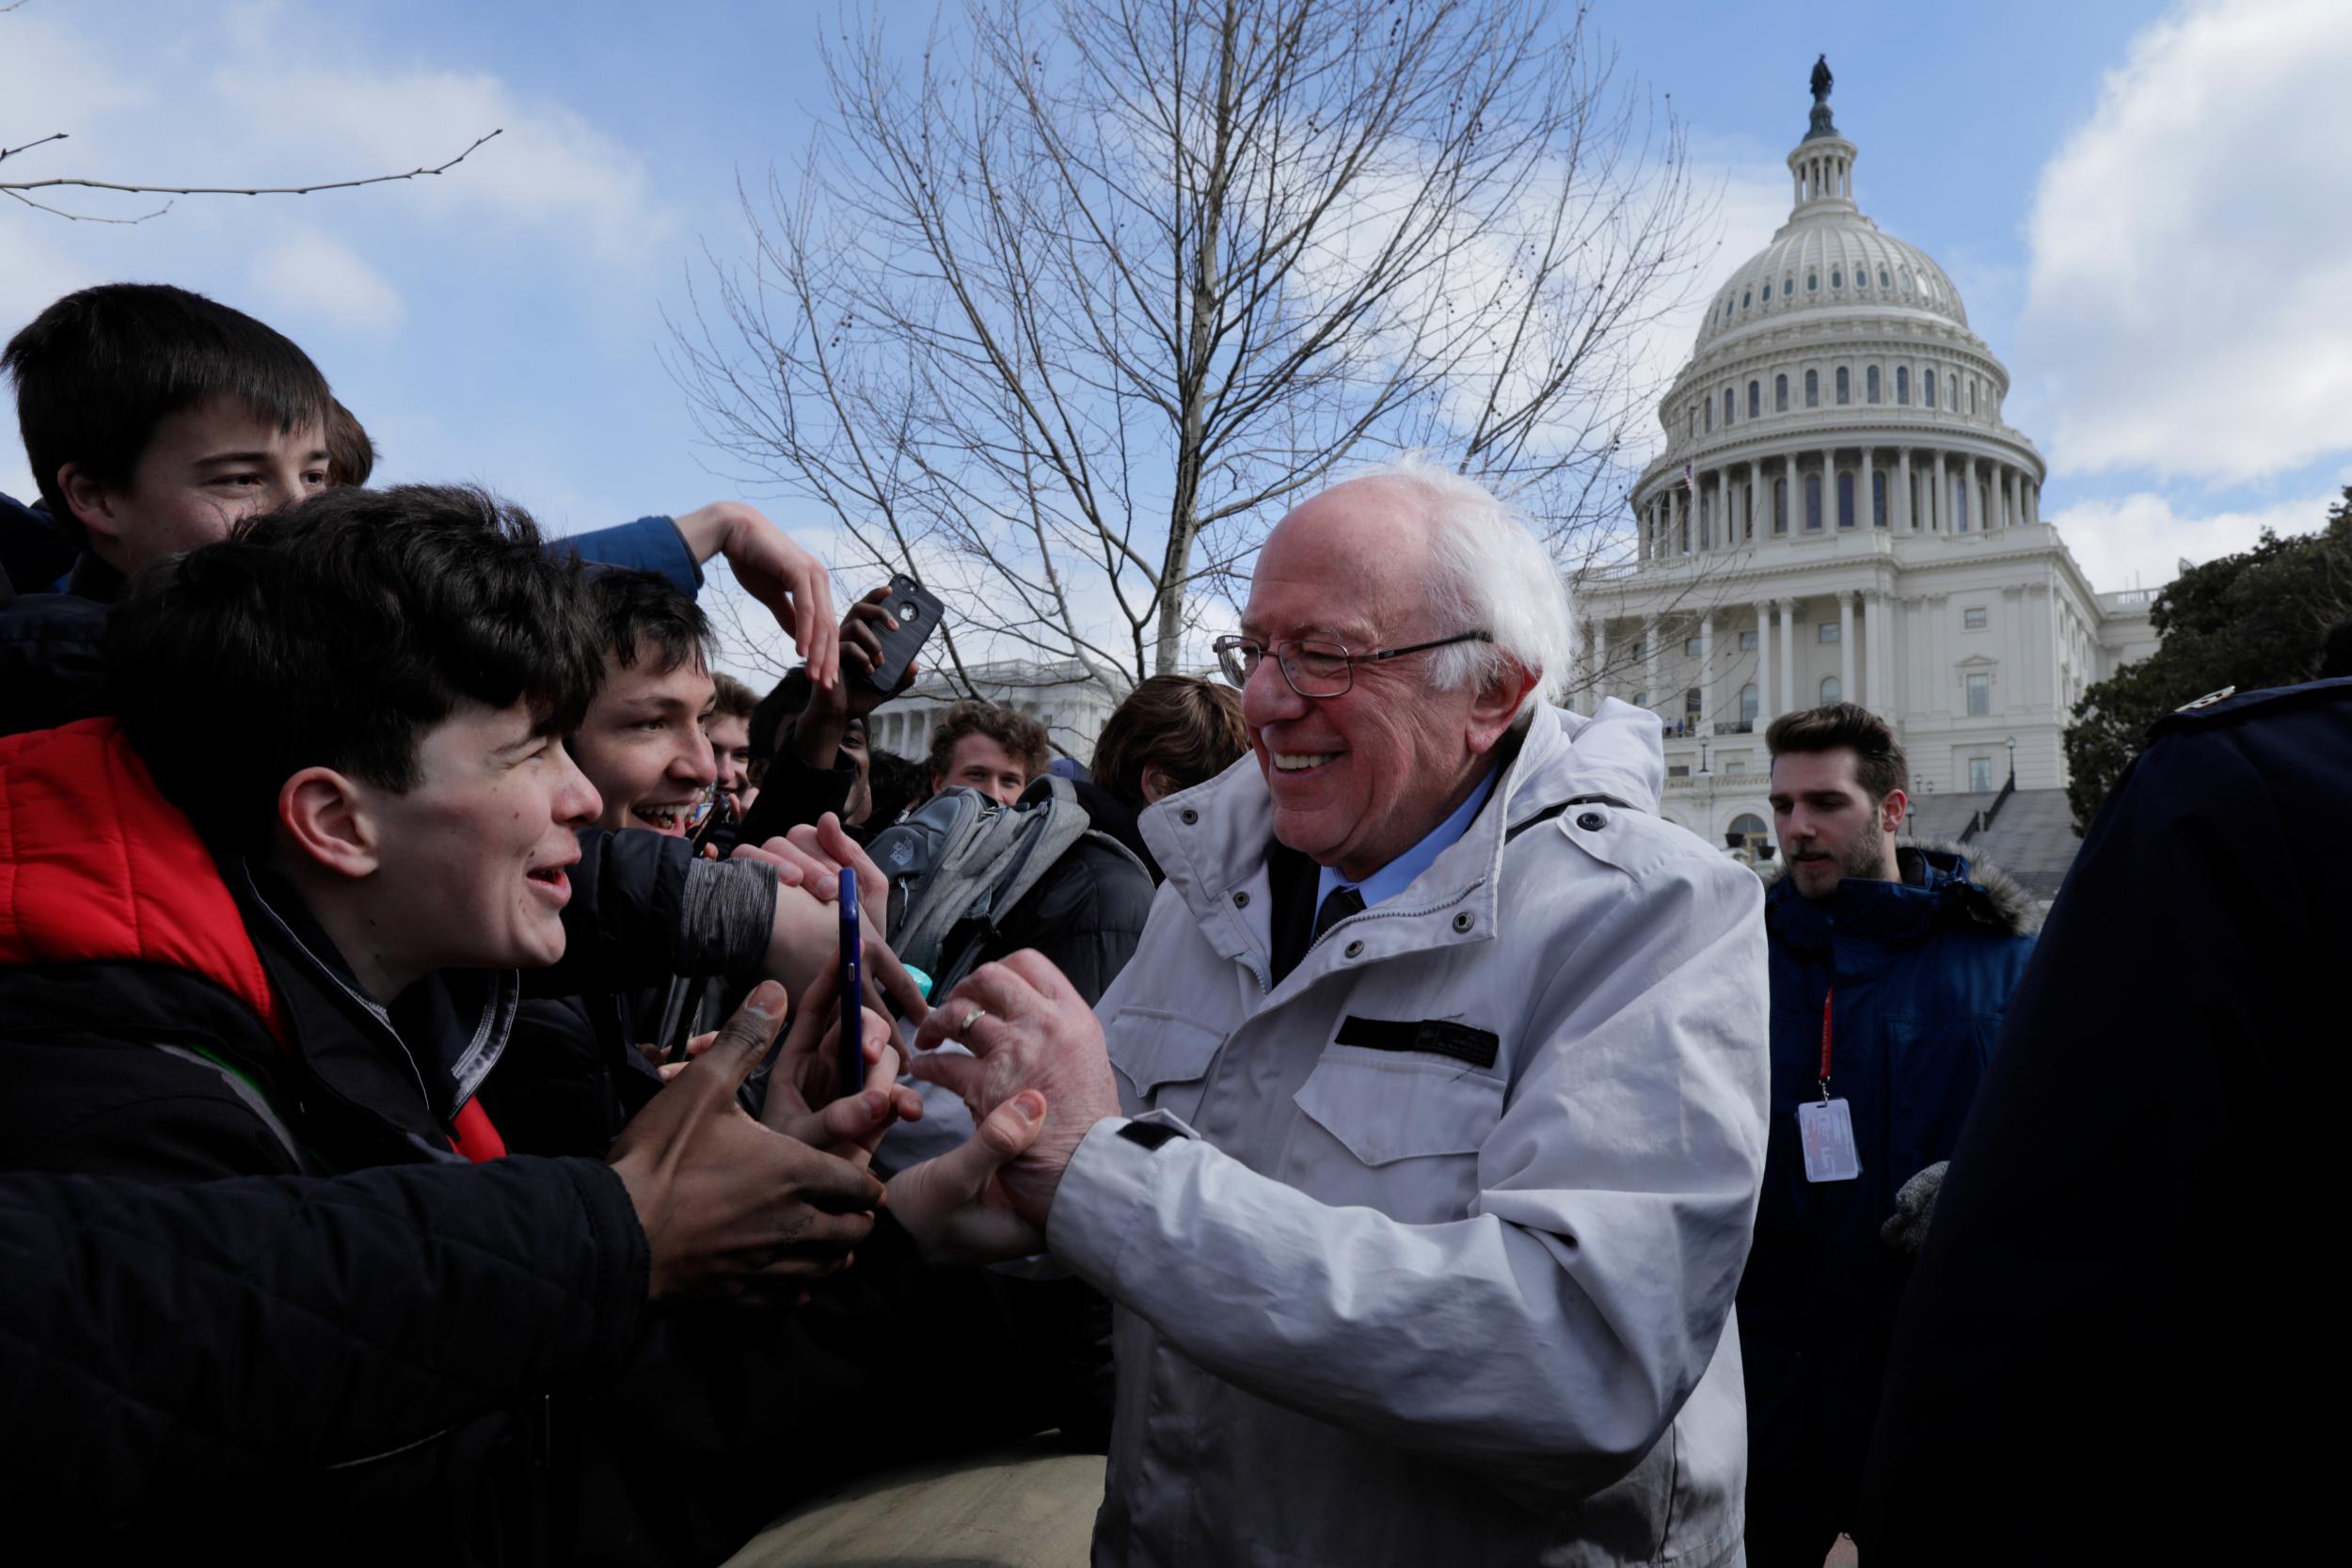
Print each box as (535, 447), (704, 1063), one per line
(1739, 843), (2038, 1516)
(1860, 678), (2352, 1564)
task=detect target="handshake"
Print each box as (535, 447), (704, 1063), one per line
(610, 818), (1126, 1305)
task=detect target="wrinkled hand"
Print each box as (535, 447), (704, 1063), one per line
(909, 951), (1122, 1229)
(673, 501), (838, 685)
(806, 585), (920, 724)
(887, 1091), (1051, 1265)
(606, 981), (883, 1306)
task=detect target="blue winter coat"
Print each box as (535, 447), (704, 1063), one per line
(1738, 843), (2038, 1517)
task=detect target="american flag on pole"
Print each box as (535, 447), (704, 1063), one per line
(1682, 462), (1694, 491)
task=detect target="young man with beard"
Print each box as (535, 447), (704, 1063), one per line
(1738, 703), (2039, 1567)
(0, 485), (913, 1562)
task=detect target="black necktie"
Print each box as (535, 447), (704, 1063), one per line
(1311, 885), (1365, 944)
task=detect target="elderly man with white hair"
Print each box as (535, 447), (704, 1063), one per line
(888, 464), (1769, 1566)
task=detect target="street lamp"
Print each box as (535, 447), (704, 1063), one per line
(1697, 738), (1711, 776)
(2006, 735), (2016, 785)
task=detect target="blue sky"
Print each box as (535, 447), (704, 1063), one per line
(7, 0), (2346, 669)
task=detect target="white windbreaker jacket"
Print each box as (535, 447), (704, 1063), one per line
(1045, 700), (1769, 1567)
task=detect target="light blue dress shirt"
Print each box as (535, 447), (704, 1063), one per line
(1315, 765), (1500, 916)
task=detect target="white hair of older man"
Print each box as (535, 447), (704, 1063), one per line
(1348, 456), (1574, 719)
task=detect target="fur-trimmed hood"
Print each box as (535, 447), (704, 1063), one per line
(1756, 839), (2041, 939)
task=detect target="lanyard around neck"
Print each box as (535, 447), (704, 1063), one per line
(1818, 987), (1835, 1103)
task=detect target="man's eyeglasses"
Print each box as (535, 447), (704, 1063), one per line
(1212, 630), (1492, 699)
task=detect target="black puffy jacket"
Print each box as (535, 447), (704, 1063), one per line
(0, 1161), (646, 1560)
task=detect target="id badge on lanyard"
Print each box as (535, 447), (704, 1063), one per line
(1798, 986), (1862, 1183)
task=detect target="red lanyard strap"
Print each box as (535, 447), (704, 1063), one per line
(1818, 986), (1834, 1101)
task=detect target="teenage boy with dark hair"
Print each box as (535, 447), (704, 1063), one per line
(1738, 702), (2039, 1567)
(0, 282), (846, 736)
(485, 569), (732, 1141)
(0, 485), (908, 1560)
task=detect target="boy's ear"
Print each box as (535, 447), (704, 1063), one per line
(56, 464), (128, 552)
(278, 767), (381, 880)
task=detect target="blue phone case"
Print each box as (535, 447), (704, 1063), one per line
(837, 869), (864, 1099)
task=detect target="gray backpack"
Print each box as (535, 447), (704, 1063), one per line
(866, 777), (1143, 995)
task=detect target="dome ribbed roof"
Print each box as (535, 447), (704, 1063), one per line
(1694, 216), (1966, 354)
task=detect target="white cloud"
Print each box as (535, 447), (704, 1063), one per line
(2045, 489), (2336, 594)
(2020, 0), (2352, 483)
(249, 230), (405, 336)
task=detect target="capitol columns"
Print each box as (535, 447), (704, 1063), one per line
(1864, 588), (1887, 712)
(1747, 459), (1763, 544)
(1698, 611), (1716, 734)
(1778, 598), (1797, 713)
(1643, 614), (1661, 717)
(1755, 599), (1775, 725)
(1838, 591), (1856, 700)
(1897, 448), (1914, 531)
(1859, 446), (1875, 529)
(1785, 452), (1800, 535)
(1931, 451), (1947, 531)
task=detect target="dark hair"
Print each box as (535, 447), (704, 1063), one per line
(926, 698), (1050, 784)
(1090, 674), (1248, 809)
(864, 748), (927, 832)
(4, 284), (330, 547)
(708, 671), (759, 722)
(583, 567), (713, 673)
(105, 483), (602, 851)
(326, 399), (376, 487)
(1764, 702), (1910, 802)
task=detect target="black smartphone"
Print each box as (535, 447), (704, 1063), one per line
(837, 868), (865, 1100)
(866, 573), (946, 692)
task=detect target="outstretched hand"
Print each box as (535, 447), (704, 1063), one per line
(672, 501), (839, 685)
(908, 950), (1122, 1229)
(606, 980), (882, 1307)
(886, 1091), (1051, 1265)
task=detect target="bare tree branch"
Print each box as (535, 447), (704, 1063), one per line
(1, 130), (503, 221)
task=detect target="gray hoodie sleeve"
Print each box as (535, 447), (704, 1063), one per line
(678, 855), (780, 975)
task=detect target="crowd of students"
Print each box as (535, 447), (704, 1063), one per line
(1, 280), (2341, 1568)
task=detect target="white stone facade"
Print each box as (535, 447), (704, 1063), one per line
(865, 657), (1120, 768)
(1575, 79), (2156, 853)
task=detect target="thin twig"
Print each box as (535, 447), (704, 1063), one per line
(0, 132), (68, 164)
(1, 129), (502, 200)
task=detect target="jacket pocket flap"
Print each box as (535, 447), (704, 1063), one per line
(1104, 1008), (1225, 1094)
(1293, 1054), (1505, 1167)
